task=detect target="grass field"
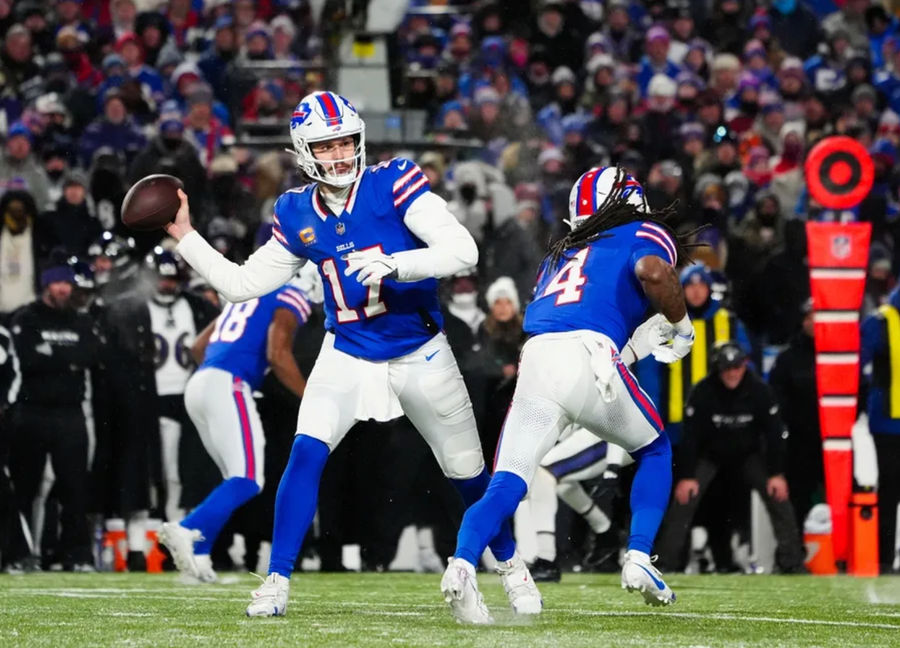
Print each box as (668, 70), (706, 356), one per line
(2, 571), (900, 647)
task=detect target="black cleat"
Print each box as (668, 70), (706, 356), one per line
(582, 530), (620, 573)
(529, 558), (561, 583)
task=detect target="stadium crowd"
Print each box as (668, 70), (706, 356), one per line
(0, 0), (898, 577)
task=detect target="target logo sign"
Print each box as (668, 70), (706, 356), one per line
(804, 136), (874, 209)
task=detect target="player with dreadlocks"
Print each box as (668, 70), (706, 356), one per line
(441, 166), (696, 624)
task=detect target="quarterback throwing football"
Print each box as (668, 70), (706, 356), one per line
(165, 91), (539, 617)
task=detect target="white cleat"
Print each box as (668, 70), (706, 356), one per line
(621, 550), (676, 606)
(496, 553), (543, 615)
(194, 554), (218, 584)
(158, 522), (203, 579)
(440, 558), (494, 625)
(246, 573), (290, 617)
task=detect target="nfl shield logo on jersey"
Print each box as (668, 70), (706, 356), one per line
(831, 234), (851, 259)
(335, 222), (346, 236)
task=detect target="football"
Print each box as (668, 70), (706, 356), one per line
(121, 174), (184, 232)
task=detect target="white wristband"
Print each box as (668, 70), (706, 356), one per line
(671, 314), (693, 337)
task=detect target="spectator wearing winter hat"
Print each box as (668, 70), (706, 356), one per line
(743, 39), (777, 88)
(536, 66), (583, 145)
(17, 1), (54, 56)
(41, 141), (72, 207)
(805, 29), (855, 96)
(116, 32), (164, 105)
(755, 91), (787, 151)
(0, 25), (40, 99)
(129, 105), (208, 228)
(525, 46), (555, 112)
(768, 0), (824, 59)
(637, 25), (682, 97)
(271, 15), (299, 62)
(183, 83), (235, 170)
(674, 71), (705, 119)
(40, 172), (102, 260)
(55, 25), (104, 90)
(770, 121), (806, 218)
(776, 57), (809, 121)
(865, 5), (899, 70)
(163, 0), (202, 51)
(78, 88), (146, 170)
(581, 53), (616, 112)
(477, 275), (526, 464)
(728, 72), (762, 133)
(640, 74), (681, 161)
(668, 4), (698, 64)
(241, 21), (274, 62)
(874, 37), (900, 114)
(599, 1), (643, 63)
(0, 122), (51, 210)
(134, 10), (170, 68)
(823, 0), (871, 53)
(469, 86), (507, 143)
(443, 22), (475, 70)
(435, 99), (468, 132)
(531, 0), (584, 71)
(197, 16), (238, 105)
(560, 114), (599, 173)
(850, 83), (879, 130)
(710, 53), (741, 103)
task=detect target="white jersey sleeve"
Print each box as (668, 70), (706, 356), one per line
(176, 232), (305, 303)
(392, 192), (478, 282)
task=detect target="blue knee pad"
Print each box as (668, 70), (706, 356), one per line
(628, 434), (673, 554)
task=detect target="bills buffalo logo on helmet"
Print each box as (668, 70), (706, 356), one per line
(291, 103), (311, 129)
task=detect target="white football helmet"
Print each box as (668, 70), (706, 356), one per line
(288, 91), (365, 188)
(566, 166), (649, 231)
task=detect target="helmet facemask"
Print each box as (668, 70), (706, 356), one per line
(291, 132), (365, 188)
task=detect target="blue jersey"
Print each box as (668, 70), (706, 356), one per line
(270, 158), (443, 361)
(524, 221), (678, 350)
(201, 285), (311, 389)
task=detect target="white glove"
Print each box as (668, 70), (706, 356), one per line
(342, 249), (398, 287)
(651, 315), (695, 364)
(620, 314), (674, 365)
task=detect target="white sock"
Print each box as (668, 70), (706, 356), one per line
(127, 511), (148, 553)
(536, 531), (556, 562)
(416, 526), (436, 552)
(583, 505), (611, 534)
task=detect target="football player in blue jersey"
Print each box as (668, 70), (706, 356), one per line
(163, 90), (538, 617)
(440, 166), (697, 623)
(158, 281), (311, 583)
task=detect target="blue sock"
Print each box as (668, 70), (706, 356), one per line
(268, 435), (330, 578)
(182, 477), (260, 554)
(452, 467), (517, 562)
(627, 434), (673, 554)
(453, 471), (526, 566)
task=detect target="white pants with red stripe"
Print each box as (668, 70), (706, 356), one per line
(494, 330), (662, 489)
(296, 332), (484, 480)
(184, 367), (266, 489)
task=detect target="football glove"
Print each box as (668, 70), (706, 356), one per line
(620, 314), (674, 365)
(651, 315), (695, 364)
(342, 249), (399, 287)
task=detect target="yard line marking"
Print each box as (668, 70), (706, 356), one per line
(564, 610), (900, 630)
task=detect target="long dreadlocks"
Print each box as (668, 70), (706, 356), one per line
(545, 166), (704, 269)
